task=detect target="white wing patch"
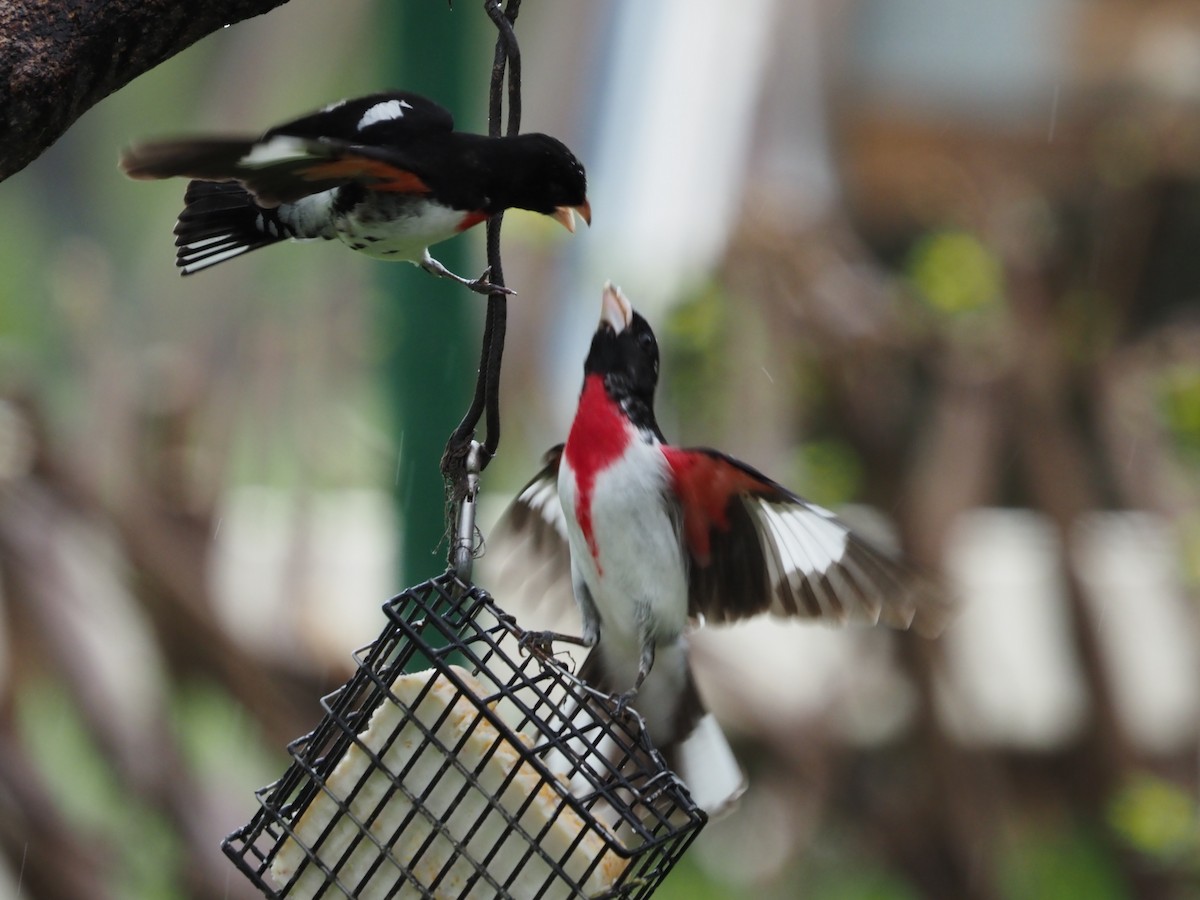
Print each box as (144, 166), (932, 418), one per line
(746, 497), (865, 621)
(516, 472), (568, 540)
(755, 499), (848, 580)
(239, 136), (315, 168)
(736, 494), (940, 630)
(357, 98), (415, 131)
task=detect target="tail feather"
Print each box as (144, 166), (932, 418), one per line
(120, 138), (256, 181)
(173, 181), (287, 275)
(671, 711), (746, 817)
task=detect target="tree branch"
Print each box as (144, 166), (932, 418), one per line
(0, 0), (292, 182)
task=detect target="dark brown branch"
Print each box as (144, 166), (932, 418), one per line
(0, 0), (292, 182)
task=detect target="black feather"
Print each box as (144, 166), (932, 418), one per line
(172, 181), (288, 275)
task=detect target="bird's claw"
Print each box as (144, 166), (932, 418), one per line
(518, 630), (558, 658)
(421, 257), (517, 296)
(465, 266), (516, 297)
(613, 689), (640, 720)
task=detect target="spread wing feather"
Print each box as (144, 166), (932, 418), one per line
(480, 446), (580, 633)
(669, 448), (949, 636)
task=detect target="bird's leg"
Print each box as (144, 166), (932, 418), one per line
(614, 641), (656, 718)
(421, 256), (516, 296)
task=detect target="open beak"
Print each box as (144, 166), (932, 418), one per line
(551, 200), (592, 233)
(600, 281), (632, 334)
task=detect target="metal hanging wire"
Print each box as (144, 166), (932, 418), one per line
(443, 0), (523, 583)
(441, 0), (523, 508)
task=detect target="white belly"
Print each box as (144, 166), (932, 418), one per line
(558, 439), (690, 648)
(335, 196), (466, 263)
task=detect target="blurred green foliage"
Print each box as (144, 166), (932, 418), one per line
(1108, 772), (1199, 867)
(17, 681), (185, 899)
(792, 438), (865, 509)
(170, 680), (285, 795)
(662, 279), (732, 439)
(0, 189), (51, 352)
(1159, 363), (1200, 468)
(657, 844), (922, 900)
(1179, 513), (1200, 589)
(906, 229), (1003, 320)
(998, 820), (1126, 900)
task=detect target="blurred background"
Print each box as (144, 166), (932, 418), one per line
(2, 0), (1199, 897)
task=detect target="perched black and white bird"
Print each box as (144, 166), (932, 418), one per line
(500, 283), (947, 814)
(119, 91), (591, 293)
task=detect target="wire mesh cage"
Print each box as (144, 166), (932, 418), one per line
(222, 571), (707, 899)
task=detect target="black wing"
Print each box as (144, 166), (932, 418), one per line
(667, 447), (950, 636)
(264, 91), (455, 145)
(120, 92), (456, 207)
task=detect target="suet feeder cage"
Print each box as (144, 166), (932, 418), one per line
(222, 572), (707, 899)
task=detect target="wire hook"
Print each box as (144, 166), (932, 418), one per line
(452, 440), (485, 580)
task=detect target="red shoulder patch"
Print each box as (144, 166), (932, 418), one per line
(662, 448), (764, 565)
(300, 158), (432, 193)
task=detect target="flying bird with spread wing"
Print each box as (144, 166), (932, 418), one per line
(120, 91), (590, 293)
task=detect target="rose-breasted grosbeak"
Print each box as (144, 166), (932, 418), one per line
(502, 283), (946, 814)
(119, 91), (590, 293)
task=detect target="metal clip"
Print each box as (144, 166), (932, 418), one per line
(452, 441), (484, 581)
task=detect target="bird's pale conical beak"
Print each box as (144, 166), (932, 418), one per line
(600, 281), (632, 334)
(551, 200), (592, 233)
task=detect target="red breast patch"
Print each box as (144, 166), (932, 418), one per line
(564, 375), (632, 570)
(456, 211), (489, 232)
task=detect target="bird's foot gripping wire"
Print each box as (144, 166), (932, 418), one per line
(422, 257), (516, 296)
(517, 629), (590, 659)
(465, 265), (517, 296)
(613, 688), (640, 720)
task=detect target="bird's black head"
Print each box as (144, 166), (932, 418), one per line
(583, 283), (662, 434)
(492, 133), (591, 231)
